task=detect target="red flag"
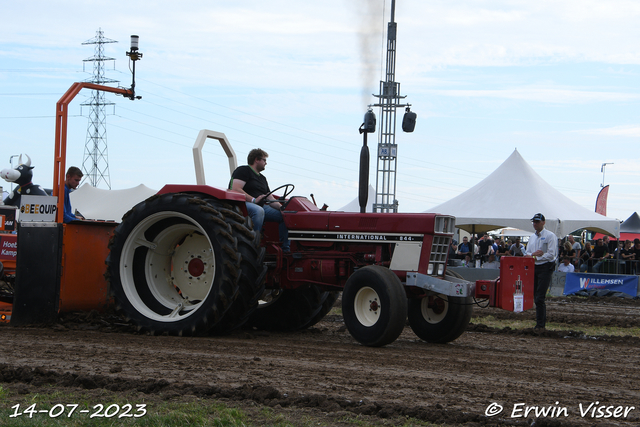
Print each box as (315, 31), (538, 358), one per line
(595, 185), (609, 216)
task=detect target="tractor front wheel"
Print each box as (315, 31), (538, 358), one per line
(342, 265), (407, 347)
(106, 193), (242, 336)
(408, 293), (472, 343)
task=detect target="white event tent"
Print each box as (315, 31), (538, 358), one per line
(337, 185), (376, 212)
(428, 149), (620, 238)
(70, 183), (157, 222)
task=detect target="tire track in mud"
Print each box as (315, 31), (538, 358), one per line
(2, 325), (640, 425)
(474, 298), (640, 329)
(1, 297), (640, 426)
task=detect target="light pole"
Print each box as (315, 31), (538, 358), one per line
(601, 162), (613, 187)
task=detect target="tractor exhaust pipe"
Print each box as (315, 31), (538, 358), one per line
(358, 140), (369, 214)
(358, 109), (376, 213)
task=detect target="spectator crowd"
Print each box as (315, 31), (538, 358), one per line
(450, 232), (640, 275)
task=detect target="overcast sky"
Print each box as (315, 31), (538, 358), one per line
(1, 0), (639, 226)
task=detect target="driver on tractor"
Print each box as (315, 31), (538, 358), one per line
(229, 148), (290, 252)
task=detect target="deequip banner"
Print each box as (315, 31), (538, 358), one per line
(564, 273), (638, 297)
(18, 195), (57, 222)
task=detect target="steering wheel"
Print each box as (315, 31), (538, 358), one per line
(260, 184), (295, 208)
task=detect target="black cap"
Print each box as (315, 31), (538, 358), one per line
(531, 213), (545, 221)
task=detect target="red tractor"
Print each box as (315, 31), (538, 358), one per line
(100, 131), (530, 347)
(3, 56), (534, 345)
(105, 181), (471, 346)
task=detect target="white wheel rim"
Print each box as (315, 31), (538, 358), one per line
(353, 286), (381, 327)
(421, 294), (448, 324)
(119, 211), (216, 323)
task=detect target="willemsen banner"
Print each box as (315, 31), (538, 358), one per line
(564, 273), (638, 297)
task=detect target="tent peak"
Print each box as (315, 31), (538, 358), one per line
(428, 150), (620, 238)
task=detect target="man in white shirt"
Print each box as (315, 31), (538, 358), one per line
(525, 213), (558, 332)
(568, 235), (581, 252)
(558, 257), (575, 273)
(482, 254), (500, 269)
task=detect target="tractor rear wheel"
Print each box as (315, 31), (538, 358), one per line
(247, 285), (336, 331)
(408, 293), (472, 343)
(301, 290), (339, 330)
(209, 205), (266, 334)
(342, 265), (407, 347)
(107, 193), (242, 336)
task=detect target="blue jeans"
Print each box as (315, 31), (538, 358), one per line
(245, 202), (289, 251)
(592, 260), (605, 273)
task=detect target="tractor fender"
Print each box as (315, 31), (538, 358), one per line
(157, 185), (247, 214)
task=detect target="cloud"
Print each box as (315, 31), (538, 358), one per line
(1, 0), (639, 222)
(573, 125), (640, 137)
(425, 87), (640, 104)
(400, 0), (640, 67)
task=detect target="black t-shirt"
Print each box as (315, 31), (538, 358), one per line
(593, 245), (608, 259)
(478, 240), (490, 255)
(621, 248), (632, 258)
(230, 165), (270, 198)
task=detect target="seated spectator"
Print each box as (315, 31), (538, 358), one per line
(559, 241), (576, 265)
(482, 253), (500, 269)
(463, 254), (473, 268)
(509, 238), (525, 256)
(457, 236), (471, 260)
(558, 256), (575, 273)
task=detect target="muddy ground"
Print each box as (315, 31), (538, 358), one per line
(1, 296), (640, 426)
